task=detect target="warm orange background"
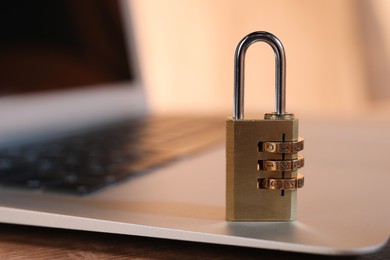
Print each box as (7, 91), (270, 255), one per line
(130, 0), (390, 118)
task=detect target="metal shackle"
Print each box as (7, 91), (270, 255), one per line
(233, 31), (287, 119)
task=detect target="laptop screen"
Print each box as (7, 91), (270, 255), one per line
(0, 0), (133, 96)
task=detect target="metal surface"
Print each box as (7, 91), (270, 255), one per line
(227, 31), (304, 221)
(0, 117), (389, 255)
(226, 118), (301, 221)
(261, 137), (304, 153)
(233, 31), (286, 119)
(259, 173), (304, 190)
(259, 156), (304, 171)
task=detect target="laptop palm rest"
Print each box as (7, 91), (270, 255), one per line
(0, 119), (389, 256)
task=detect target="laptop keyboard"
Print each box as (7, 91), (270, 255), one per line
(0, 116), (223, 195)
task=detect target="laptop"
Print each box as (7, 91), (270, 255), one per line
(0, 0), (389, 256)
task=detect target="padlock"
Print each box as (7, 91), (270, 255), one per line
(226, 31), (305, 221)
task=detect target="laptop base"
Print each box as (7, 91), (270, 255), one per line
(0, 139), (389, 256)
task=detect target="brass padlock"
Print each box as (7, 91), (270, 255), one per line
(226, 31), (305, 222)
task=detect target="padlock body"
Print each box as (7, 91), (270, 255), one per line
(226, 117), (299, 221)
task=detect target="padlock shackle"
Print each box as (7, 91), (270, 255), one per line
(233, 31), (286, 119)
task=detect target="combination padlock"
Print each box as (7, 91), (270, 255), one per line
(226, 31), (305, 221)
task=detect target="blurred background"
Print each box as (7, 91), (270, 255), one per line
(130, 0), (390, 117)
(1, 0), (390, 119)
(0, 0), (131, 94)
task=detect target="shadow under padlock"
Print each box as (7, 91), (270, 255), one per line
(226, 31), (305, 222)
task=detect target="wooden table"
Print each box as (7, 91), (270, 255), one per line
(0, 223), (388, 259)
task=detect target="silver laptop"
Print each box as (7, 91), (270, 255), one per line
(0, 0), (389, 256)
